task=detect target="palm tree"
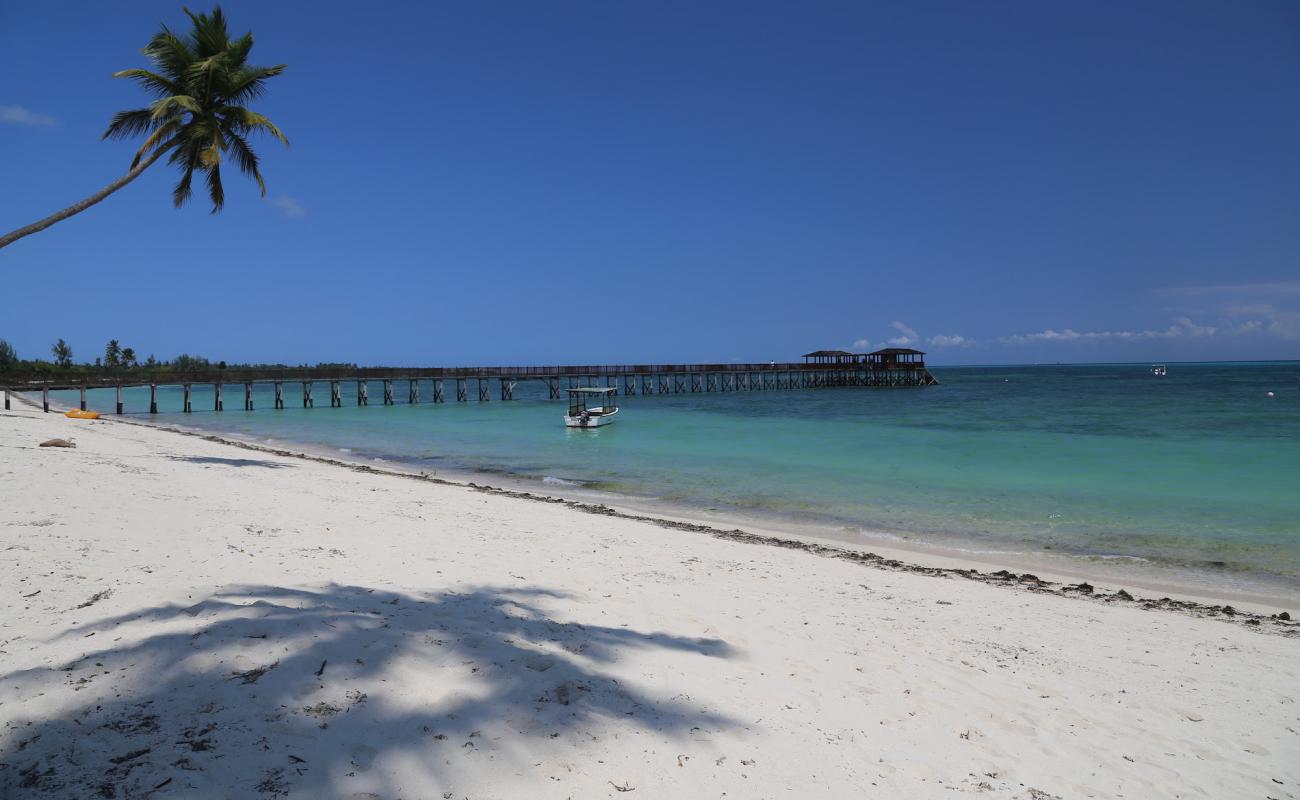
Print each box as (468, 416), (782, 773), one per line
(0, 7), (288, 250)
(51, 339), (74, 368)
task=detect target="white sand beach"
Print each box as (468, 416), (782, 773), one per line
(1, 403), (1297, 799)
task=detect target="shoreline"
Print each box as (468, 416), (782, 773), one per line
(75, 395), (1298, 618)
(21, 391), (1299, 613)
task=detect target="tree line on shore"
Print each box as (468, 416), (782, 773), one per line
(0, 337), (353, 376)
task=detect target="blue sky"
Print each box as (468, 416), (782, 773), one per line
(2, 1), (1297, 366)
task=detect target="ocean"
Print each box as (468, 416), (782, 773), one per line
(48, 361), (1300, 595)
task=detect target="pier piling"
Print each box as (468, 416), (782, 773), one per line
(382, 379), (393, 406)
(79, 386), (86, 411)
(433, 379), (445, 403)
(150, 383), (158, 413)
(183, 384), (192, 413)
(358, 380), (368, 406)
(43, 386), (49, 413)
(4, 387), (9, 410)
(116, 385), (123, 415)
(244, 382), (254, 411)
(275, 381), (284, 410)
(477, 378), (490, 402)
(456, 378), (467, 402)
(214, 382), (223, 412)
(302, 381), (314, 409)
(408, 379), (419, 404)
(330, 381), (341, 408)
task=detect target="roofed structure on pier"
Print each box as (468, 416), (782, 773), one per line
(802, 350), (857, 365)
(865, 348), (926, 369)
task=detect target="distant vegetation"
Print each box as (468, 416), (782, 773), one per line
(0, 336), (354, 377)
(0, 6), (288, 250)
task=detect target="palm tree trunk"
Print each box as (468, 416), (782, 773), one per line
(0, 146), (171, 251)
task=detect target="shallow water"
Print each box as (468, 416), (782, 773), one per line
(51, 362), (1300, 588)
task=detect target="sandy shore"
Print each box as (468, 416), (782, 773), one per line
(1, 404), (1297, 798)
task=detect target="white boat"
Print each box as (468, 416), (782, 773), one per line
(564, 387), (619, 428)
(1152, 364), (1167, 376)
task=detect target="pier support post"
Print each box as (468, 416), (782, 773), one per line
(150, 383), (158, 413)
(622, 374), (635, 396)
(382, 379), (393, 406)
(3, 387), (8, 410)
(183, 384), (192, 413)
(641, 374), (653, 395)
(244, 382), (254, 411)
(116, 385), (123, 415)
(408, 379), (419, 404)
(275, 381), (284, 410)
(455, 378), (467, 402)
(79, 386), (87, 411)
(357, 380), (368, 406)
(735, 373), (747, 391)
(433, 379), (445, 403)
(43, 386), (49, 412)
(658, 374), (669, 394)
(477, 378), (490, 401)
(303, 381), (315, 408)
(499, 379), (513, 400)
(547, 377), (560, 399)
(330, 381), (341, 407)
(690, 373), (701, 392)
(674, 375), (684, 393)
(214, 382), (223, 412)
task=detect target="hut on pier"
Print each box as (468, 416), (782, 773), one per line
(865, 347), (926, 370)
(802, 350), (858, 365)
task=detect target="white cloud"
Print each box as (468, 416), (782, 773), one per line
(1001, 317), (1234, 344)
(269, 193), (306, 218)
(851, 338), (872, 351)
(928, 334), (973, 348)
(886, 321), (918, 346)
(1156, 280), (1300, 297)
(0, 104), (56, 127)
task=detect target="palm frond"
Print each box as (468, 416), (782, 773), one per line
(112, 68), (183, 98)
(141, 27), (196, 83)
(223, 129), (265, 194)
(148, 95), (200, 120)
(224, 64), (286, 103)
(132, 123), (181, 168)
(204, 162), (224, 212)
(186, 6), (231, 59)
(173, 166), (195, 208)
(219, 107), (289, 146)
(102, 108), (157, 140)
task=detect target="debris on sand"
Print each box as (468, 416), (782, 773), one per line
(39, 438), (75, 448)
(75, 589), (112, 609)
(232, 662), (279, 684)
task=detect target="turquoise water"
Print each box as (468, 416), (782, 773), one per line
(50, 362), (1300, 586)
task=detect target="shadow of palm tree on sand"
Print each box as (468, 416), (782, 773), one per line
(0, 583), (737, 799)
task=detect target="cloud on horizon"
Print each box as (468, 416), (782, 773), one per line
(0, 104), (56, 127)
(927, 334), (974, 348)
(999, 314), (1297, 344)
(269, 193), (306, 218)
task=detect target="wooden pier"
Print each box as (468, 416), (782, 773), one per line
(1, 348), (937, 414)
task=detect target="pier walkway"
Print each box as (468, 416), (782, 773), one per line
(2, 353), (938, 414)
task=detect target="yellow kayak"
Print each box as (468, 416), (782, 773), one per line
(64, 409), (100, 420)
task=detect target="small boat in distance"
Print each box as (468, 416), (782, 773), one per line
(565, 387), (619, 428)
(1151, 364), (1167, 376)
